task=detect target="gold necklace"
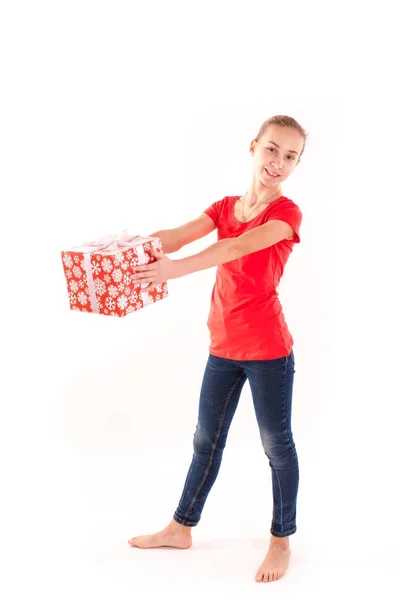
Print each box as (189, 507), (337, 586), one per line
(241, 188), (281, 222)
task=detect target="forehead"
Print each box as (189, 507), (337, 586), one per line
(261, 125), (303, 152)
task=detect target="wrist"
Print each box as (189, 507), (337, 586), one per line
(172, 257), (191, 279)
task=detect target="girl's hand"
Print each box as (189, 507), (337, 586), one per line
(132, 248), (181, 292)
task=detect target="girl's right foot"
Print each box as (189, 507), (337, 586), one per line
(128, 519), (192, 549)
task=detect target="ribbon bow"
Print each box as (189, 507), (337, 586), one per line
(83, 229), (140, 254)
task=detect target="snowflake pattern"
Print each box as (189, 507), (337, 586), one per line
(105, 297), (116, 310)
(117, 295), (128, 310)
(112, 268), (123, 283)
(94, 278), (106, 296)
(63, 254), (73, 269)
(108, 285), (119, 298)
(72, 265), (82, 279)
(101, 257), (113, 273)
(77, 291), (88, 305)
(61, 237), (168, 317)
(91, 260), (101, 275)
(69, 280), (79, 293)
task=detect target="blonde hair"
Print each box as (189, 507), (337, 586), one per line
(255, 115), (308, 157)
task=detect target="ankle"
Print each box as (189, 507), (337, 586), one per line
(270, 535), (290, 549)
(167, 519), (192, 535)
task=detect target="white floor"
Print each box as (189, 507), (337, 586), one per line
(5, 441), (398, 600)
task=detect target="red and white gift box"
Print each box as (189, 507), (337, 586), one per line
(61, 231), (168, 317)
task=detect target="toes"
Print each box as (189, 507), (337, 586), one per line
(255, 573), (263, 582)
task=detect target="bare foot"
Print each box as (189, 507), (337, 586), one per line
(255, 539), (291, 583)
(128, 520), (192, 550)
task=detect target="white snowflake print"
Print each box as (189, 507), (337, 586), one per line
(104, 308), (109, 315)
(144, 243), (150, 251)
(80, 259), (85, 270)
(112, 268), (123, 283)
(113, 252), (124, 266)
(69, 280), (79, 293)
(123, 273), (132, 285)
(103, 274), (111, 283)
(77, 291), (88, 305)
(78, 279), (85, 289)
(73, 255), (80, 264)
(68, 292), (76, 304)
(91, 260), (101, 275)
(110, 311), (117, 316)
(101, 257), (113, 273)
(162, 290), (168, 298)
(130, 257), (139, 268)
(134, 301), (143, 310)
(63, 254), (73, 269)
(65, 269), (73, 279)
(129, 290), (138, 303)
(155, 294), (161, 301)
(155, 284), (163, 293)
(126, 250), (133, 259)
(126, 305), (135, 314)
(72, 265), (82, 279)
(117, 295), (128, 310)
(124, 286), (130, 296)
(94, 278), (106, 296)
(121, 260), (130, 271)
(105, 297), (116, 310)
(82, 308), (88, 312)
(107, 285), (119, 298)
(71, 305), (80, 311)
(154, 241), (161, 250)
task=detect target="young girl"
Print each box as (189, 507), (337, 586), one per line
(128, 115), (307, 584)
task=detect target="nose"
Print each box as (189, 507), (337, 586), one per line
(271, 157), (284, 170)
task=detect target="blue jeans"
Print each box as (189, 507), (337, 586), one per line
(173, 351), (299, 537)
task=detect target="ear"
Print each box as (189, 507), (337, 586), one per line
(249, 138), (257, 155)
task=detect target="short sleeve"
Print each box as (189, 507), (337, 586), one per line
(268, 200), (303, 243)
(203, 198), (225, 227)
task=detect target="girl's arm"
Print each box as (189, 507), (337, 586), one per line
(134, 219), (295, 288)
(149, 213), (216, 253)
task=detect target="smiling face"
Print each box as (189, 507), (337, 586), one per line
(250, 125), (304, 188)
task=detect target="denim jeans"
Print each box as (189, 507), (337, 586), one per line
(173, 351), (299, 537)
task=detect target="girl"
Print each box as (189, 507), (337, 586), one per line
(128, 115), (307, 584)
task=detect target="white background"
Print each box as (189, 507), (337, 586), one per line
(1, 1), (399, 598)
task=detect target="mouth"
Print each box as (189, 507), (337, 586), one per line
(264, 167), (280, 178)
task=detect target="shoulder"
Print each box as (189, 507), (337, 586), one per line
(275, 196), (301, 211)
(204, 195), (237, 225)
(267, 196), (303, 242)
(269, 196), (302, 219)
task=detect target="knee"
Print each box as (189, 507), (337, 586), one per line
(193, 424), (225, 456)
(260, 429), (297, 461)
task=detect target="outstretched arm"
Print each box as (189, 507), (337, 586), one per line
(149, 213), (216, 253)
(134, 219), (295, 289)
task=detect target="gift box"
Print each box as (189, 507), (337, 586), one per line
(61, 231), (168, 317)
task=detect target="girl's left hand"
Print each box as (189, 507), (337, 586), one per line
(132, 248), (180, 292)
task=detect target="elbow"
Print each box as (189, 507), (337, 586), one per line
(227, 238), (244, 261)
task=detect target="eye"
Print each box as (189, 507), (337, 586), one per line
(288, 156), (295, 161)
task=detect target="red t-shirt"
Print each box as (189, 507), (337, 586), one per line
(203, 195), (302, 360)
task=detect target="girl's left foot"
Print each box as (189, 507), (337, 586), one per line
(255, 537), (291, 583)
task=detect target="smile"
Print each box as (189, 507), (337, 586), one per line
(265, 167), (280, 178)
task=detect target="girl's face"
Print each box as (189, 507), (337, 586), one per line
(250, 125), (304, 188)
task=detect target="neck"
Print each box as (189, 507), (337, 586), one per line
(246, 178), (281, 207)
